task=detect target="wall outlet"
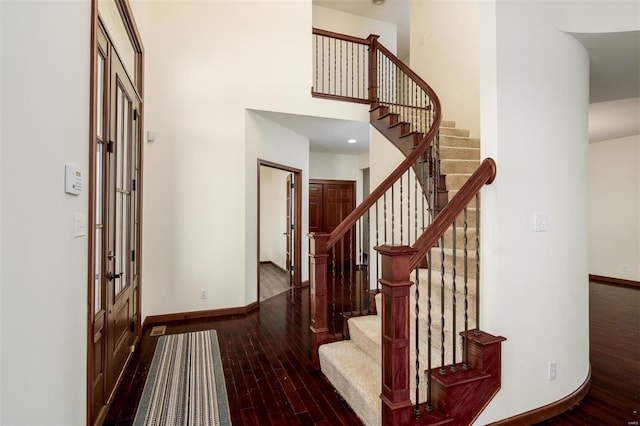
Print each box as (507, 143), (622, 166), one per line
(623, 264), (630, 272)
(548, 361), (557, 381)
(200, 289), (207, 300)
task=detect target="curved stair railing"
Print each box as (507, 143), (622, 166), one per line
(309, 28), (443, 363)
(310, 29), (506, 425)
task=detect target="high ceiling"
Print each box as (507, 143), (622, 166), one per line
(314, 0), (410, 60)
(263, 6), (639, 153)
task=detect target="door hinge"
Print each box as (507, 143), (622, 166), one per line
(130, 320), (135, 333)
(291, 223), (295, 230)
(290, 182), (294, 189)
(132, 179), (137, 191)
(133, 108), (139, 121)
(131, 250), (136, 262)
(107, 141), (114, 153)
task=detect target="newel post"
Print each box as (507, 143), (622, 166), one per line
(309, 232), (330, 369)
(367, 34), (380, 104)
(375, 244), (417, 426)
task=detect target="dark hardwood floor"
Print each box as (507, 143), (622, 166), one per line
(105, 281), (638, 426)
(103, 287), (363, 426)
(536, 281), (639, 426)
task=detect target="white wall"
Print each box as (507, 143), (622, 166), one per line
(589, 135), (640, 281)
(310, 151), (364, 204)
(313, 5), (398, 55)
(245, 111), (310, 301)
(259, 166), (289, 270)
(410, 0), (481, 138)
(140, 0), (371, 319)
(473, 1), (632, 422)
(0, 1), (89, 424)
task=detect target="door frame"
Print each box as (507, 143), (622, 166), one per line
(88, 1), (144, 425)
(257, 160), (303, 302)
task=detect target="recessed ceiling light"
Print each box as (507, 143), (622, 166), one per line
(373, 0), (385, 5)
(348, 139), (357, 144)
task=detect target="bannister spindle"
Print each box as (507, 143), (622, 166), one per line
(358, 218), (363, 312)
(463, 207), (469, 369)
(414, 267), (421, 416)
(475, 193), (480, 334)
(451, 220), (457, 371)
(340, 235), (345, 337)
(332, 246), (337, 336)
(376, 200), (380, 293)
(391, 185), (395, 244)
(383, 192), (388, 244)
(439, 235), (446, 375)
(427, 250), (433, 411)
(400, 171), (403, 245)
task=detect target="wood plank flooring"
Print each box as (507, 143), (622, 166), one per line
(536, 281), (639, 426)
(105, 281), (638, 425)
(103, 287), (362, 426)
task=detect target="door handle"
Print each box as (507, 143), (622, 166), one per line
(108, 272), (123, 281)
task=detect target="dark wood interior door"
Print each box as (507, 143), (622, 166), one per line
(309, 180), (356, 268)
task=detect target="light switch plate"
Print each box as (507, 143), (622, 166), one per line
(534, 213), (548, 232)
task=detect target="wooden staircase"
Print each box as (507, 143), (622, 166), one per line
(310, 27), (505, 426)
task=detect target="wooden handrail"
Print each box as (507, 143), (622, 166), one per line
(326, 38), (442, 250)
(312, 27), (372, 45)
(409, 158), (497, 269)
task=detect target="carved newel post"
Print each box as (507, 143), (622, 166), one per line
(376, 244), (418, 426)
(308, 232), (330, 369)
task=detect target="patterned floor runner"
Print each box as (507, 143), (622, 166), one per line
(133, 330), (231, 426)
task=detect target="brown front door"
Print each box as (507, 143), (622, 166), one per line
(309, 180), (356, 268)
(91, 21), (140, 423)
(104, 50), (139, 396)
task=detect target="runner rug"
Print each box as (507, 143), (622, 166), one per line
(133, 330), (232, 426)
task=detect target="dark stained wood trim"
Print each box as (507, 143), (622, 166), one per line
(409, 158), (496, 269)
(489, 366), (591, 425)
(300, 280), (310, 288)
(309, 178), (357, 186)
(312, 27), (372, 45)
(257, 160), (303, 302)
(142, 302), (261, 329)
(310, 91), (371, 104)
(87, 4), (99, 425)
(589, 274), (640, 289)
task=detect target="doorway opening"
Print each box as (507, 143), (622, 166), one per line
(258, 160), (302, 302)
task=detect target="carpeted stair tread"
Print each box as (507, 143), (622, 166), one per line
(439, 135), (480, 149)
(440, 127), (470, 137)
(348, 315), (383, 365)
(440, 159), (480, 174)
(439, 146), (480, 161)
(319, 341), (381, 426)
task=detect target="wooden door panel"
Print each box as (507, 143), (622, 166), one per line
(309, 180), (355, 269)
(309, 183), (323, 233)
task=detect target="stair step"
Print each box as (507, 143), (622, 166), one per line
(440, 127), (470, 137)
(349, 315), (383, 364)
(429, 363), (491, 388)
(439, 135), (480, 149)
(440, 159), (480, 175)
(319, 341), (381, 426)
(444, 173), (473, 191)
(440, 120), (456, 128)
(439, 146), (480, 161)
